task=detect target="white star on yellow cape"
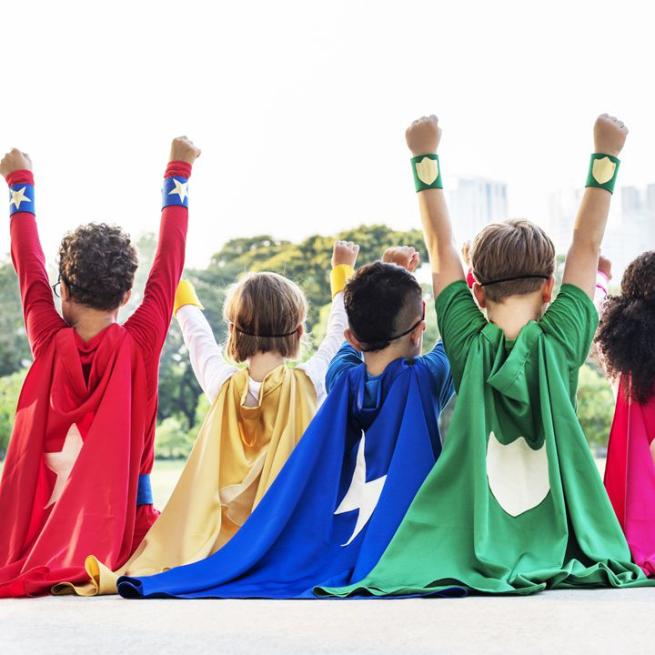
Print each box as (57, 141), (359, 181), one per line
(10, 186), (32, 210)
(44, 423), (84, 508)
(168, 178), (189, 203)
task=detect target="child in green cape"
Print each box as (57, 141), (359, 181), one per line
(319, 113), (652, 596)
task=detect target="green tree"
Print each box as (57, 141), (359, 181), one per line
(154, 416), (195, 459)
(0, 261), (31, 376)
(0, 369), (28, 458)
(576, 362), (614, 449)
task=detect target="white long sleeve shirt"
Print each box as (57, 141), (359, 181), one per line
(176, 292), (348, 407)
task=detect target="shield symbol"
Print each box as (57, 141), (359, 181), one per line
(415, 157), (439, 185)
(592, 156), (617, 185)
(486, 431), (550, 517)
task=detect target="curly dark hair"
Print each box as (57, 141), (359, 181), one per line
(344, 261), (423, 352)
(596, 251), (655, 404)
(58, 223), (138, 311)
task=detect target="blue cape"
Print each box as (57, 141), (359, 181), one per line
(118, 358), (448, 599)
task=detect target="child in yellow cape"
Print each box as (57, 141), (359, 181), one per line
(55, 240), (359, 595)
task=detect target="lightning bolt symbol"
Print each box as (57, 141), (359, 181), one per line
(334, 431), (387, 547)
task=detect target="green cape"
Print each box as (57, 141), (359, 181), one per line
(319, 284), (651, 596)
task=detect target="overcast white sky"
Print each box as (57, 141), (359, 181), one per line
(1, 0), (653, 268)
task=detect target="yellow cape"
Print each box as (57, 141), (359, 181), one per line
(54, 364), (317, 595)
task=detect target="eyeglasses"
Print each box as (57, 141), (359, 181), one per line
(51, 275), (91, 299)
(52, 277), (63, 298)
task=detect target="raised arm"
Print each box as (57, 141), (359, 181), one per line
(125, 137), (201, 357)
(0, 149), (66, 357)
(406, 115), (465, 298)
(300, 241), (358, 399)
(174, 280), (237, 403)
(594, 255), (612, 313)
(562, 115), (628, 298)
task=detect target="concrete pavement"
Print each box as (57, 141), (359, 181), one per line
(2, 588), (654, 655)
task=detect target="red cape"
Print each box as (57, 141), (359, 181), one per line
(604, 375), (655, 575)
(0, 324), (158, 596)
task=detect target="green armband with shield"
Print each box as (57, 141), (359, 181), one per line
(411, 154), (443, 192)
(586, 153), (620, 193)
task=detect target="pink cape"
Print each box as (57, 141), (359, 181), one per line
(604, 375), (655, 575)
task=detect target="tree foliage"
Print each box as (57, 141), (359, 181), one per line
(0, 261), (31, 376)
(0, 224), (617, 460)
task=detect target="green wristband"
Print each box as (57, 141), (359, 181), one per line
(586, 153), (620, 193)
(411, 154), (443, 192)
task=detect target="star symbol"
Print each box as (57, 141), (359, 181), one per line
(10, 186), (31, 210)
(334, 431), (387, 546)
(44, 423), (84, 509)
(168, 178), (189, 203)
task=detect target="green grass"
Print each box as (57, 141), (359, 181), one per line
(150, 460), (185, 507)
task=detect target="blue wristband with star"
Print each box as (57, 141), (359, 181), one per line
(9, 184), (35, 216)
(163, 176), (189, 208)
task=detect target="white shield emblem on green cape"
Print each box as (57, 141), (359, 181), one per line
(486, 431), (550, 517)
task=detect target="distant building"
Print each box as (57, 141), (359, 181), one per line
(448, 177), (508, 244)
(548, 188), (583, 253)
(549, 184), (655, 279)
(646, 184), (655, 213)
(621, 186), (642, 215)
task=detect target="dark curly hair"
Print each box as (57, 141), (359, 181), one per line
(596, 251), (655, 404)
(58, 223), (138, 311)
(344, 261), (423, 352)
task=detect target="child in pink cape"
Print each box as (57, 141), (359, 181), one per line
(597, 251), (655, 575)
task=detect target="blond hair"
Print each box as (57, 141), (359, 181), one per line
(471, 219), (555, 303)
(223, 272), (307, 363)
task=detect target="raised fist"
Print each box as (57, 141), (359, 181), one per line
(461, 241), (472, 267)
(170, 136), (201, 164)
(383, 246), (421, 272)
(405, 115), (441, 156)
(332, 240), (359, 268)
(0, 149), (32, 179)
(594, 114), (628, 157)
(598, 254), (612, 281)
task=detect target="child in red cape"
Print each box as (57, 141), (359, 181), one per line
(597, 252), (655, 575)
(0, 137), (201, 596)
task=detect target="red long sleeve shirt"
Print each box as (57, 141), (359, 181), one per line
(8, 162), (190, 477)
(0, 162), (192, 595)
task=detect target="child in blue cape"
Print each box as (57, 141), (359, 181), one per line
(117, 248), (455, 598)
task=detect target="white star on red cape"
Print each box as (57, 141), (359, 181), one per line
(44, 423), (84, 508)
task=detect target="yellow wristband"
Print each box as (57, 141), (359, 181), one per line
(330, 264), (355, 297)
(174, 280), (204, 316)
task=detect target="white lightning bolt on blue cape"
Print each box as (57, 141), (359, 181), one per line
(117, 355), (453, 599)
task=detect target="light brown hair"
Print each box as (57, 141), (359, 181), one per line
(223, 272), (307, 363)
(471, 219), (555, 303)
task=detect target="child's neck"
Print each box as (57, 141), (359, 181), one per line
(363, 339), (420, 377)
(486, 293), (546, 340)
(69, 309), (118, 343)
(248, 351), (286, 382)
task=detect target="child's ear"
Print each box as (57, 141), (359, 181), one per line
(60, 281), (71, 302)
(411, 320), (426, 345)
(473, 282), (487, 308)
(344, 328), (363, 352)
(296, 324), (305, 338)
(542, 276), (555, 303)
(121, 290), (132, 307)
